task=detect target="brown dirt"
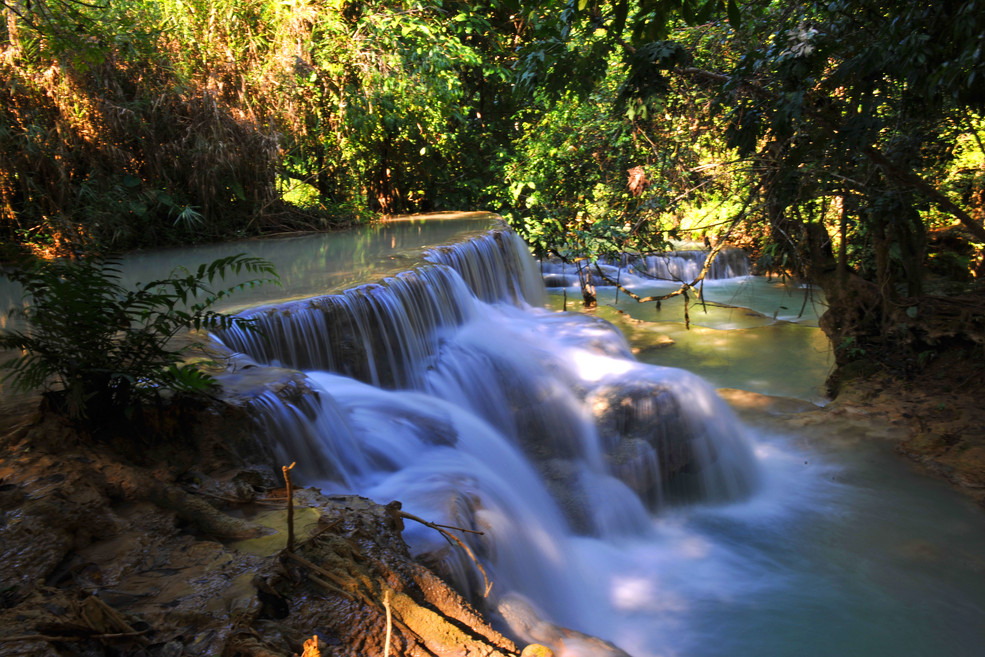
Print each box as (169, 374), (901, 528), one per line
(830, 350), (985, 507)
(0, 399), (524, 657)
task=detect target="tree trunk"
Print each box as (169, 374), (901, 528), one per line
(4, 5), (20, 54)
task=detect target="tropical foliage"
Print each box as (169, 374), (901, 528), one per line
(0, 0), (521, 254)
(0, 254), (278, 424)
(505, 0), (985, 374)
(678, 1), (985, 369)
(2, 0), (983, 377)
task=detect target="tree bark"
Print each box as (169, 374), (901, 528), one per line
(4, 3), (21, 53)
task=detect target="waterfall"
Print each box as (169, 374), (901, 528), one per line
(423, 228), (547, 307)
(637, 248), (751, 281)
(217, 266), (478, 388)
(538, 248), (751, 289)
(215, 222), (760, 645)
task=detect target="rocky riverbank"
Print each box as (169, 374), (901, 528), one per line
(721, 344), (985, 509)
(830, 351), (985, 507)
(0, 398), (554, 657)
(2, 343), (983, 657)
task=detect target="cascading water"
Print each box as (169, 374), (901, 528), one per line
(5, 213), (984, 655)
(538, 248), (751, 290)
(635, 248), (751, 281)
(214, 222), (761, 649)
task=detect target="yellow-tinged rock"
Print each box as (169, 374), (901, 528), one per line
(301, 635), (321, 657)
(520, 644), (554, 657)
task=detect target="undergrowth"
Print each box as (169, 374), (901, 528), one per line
(0, 254), (278, 427)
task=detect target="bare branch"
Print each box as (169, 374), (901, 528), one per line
(596, 179), (762, 312)
(398, 510), (492, 598)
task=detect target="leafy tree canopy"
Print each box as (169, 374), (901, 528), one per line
(1, 0), (983, 377)
(505, 0), (985, 373)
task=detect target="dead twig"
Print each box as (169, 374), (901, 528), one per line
(593, 179), (762, 318)
(397, 510), (493, 597)
(284, 552), (414, 641)
(282, 462), (296, 552)
(79, 595), (137, 636)
(305, 573), (356, 601)
(2, 629), (150, 642)
(283, 551), (355, 597)
(383, 590), (393, 657)
(308, 516), (344, 541)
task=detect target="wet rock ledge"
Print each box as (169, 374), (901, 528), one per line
(0, 398), (524, 657)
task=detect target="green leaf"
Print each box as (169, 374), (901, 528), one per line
(0, 255), (278, 425)
(230, 180), (246, 202)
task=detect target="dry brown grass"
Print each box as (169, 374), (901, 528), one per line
(0, 30), (283, 255)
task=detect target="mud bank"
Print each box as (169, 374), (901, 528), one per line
(0, 400), (546, 657)
(722, 347), (985, 509)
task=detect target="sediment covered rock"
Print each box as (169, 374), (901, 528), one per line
(588, 380), (705, 505)
(0, 401), (527, 657)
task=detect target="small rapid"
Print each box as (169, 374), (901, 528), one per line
(539, 248), (751, 291)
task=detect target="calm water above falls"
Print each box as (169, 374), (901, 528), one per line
(0, 213), (502, 328)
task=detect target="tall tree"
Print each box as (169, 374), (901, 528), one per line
(506, 0), (985, 377)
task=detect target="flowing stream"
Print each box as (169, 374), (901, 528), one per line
(4, 214), (985, 655)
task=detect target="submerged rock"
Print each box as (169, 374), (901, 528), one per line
(521, 645), (555, 657)
(588, 380), (704, 505)
(496, 594), (632, 657)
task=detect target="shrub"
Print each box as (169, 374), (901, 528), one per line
(1, 254), (278, 425)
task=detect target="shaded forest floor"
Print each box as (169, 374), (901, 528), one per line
(0, 399), (523, 657)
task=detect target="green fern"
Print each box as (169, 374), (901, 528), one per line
(0, 254), (279, 424)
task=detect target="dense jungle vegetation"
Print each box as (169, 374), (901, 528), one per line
(2, 0), (984, 385)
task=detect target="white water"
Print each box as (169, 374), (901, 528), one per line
(210, 220), (985, 656)
(540, 249), (751, 291)
(543, 251), (833, 402)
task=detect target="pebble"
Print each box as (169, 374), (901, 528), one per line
(521, 645), (554, 657)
